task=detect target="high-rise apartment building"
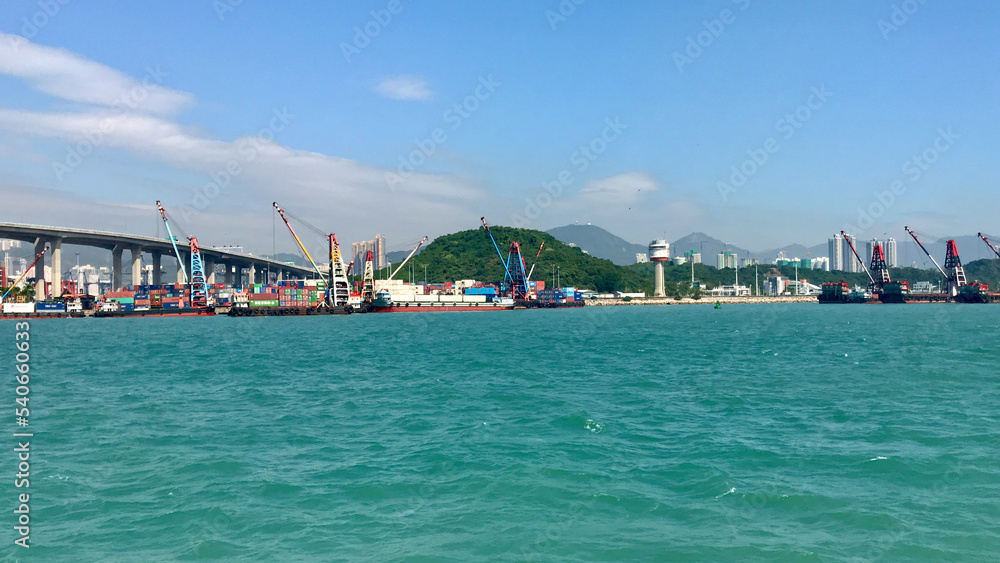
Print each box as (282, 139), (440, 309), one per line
(885, 238), (898, 267)
(828, 234), (844, 271)
(684, 250), (702, 264)
(717, 250), (738, 269)
(351, 235), (387, 275)
(842, 233), (859, 272)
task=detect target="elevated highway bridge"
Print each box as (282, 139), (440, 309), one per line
(0, 222), (318, 298)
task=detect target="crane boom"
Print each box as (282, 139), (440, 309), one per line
(273, 202), (328, 283)
(841, 231), (876, 286)
(376, 237), (428, 292)
(481, 217), (512, 286)
(1, 245), (48, 302)
(157, 200), (188, 283)
(904, 226), (947, 278)
(978, 233), (1000, 259)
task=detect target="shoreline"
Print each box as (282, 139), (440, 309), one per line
(585, 296), (817, 306)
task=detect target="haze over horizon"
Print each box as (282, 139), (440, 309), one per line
(2, 1), (998, 257)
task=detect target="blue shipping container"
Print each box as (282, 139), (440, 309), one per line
(35, 303), (66, 312)
(120, 304), (134, 311)
(162, 302), (180, 309)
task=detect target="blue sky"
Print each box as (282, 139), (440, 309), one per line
(1, 0), (999, 256)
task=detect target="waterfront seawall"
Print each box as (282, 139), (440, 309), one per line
(585, 296), (817, 306)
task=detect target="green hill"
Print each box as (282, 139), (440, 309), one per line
(396, 226), (650, 293)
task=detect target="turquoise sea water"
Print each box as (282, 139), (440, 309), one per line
(2, 303), (999, 561)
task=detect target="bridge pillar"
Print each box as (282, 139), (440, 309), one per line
(205, 260), (216, 285)
(176, 252), (189, 284)
(224, 263), (234, 285)
(277, 269), (284, 282)
(249, 265), (256, 286)
(33, 239), (46, 299)
(151, 252), (162, 285)
(50, 238), (62, 297)
(130, 247), (143, 287)
(112, 246), (123, 291)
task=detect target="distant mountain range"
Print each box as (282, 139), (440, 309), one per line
(545, 225), (647, 266)
(545, 224), (1000, 269)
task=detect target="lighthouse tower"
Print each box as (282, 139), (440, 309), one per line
(649, 240), (670, 297)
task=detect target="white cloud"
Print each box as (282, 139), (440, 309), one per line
(0, 37), (489, 250)
(375, 76), (432, 101)
(0, 31), (194, 115)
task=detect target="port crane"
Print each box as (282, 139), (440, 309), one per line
(978, 233), (1000, 259)
(869, 245), (892, 291)
(841, 231), (878, 292)
(273, 202), (330, 283)
(157, 200), (188, 283)
(1, 245), (48, 302)
(361, 251), (376, 306)
(481, 217), (530, 299)
(188, 236), (209, 307)
(272, 202), (354, 308)
(904, 226), (963, 296)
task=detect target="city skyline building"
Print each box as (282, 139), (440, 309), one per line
(843, 233), (859, 273)
(351, 234), (387, 276)
(717, 250), (738, 269)
(828, 234), (844, 272)
(683, 250), (702, 264)
(885, 238), (898, 267)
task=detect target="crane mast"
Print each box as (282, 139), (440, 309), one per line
(326, 233), (350, 307)
(157, 200), (188, 283)
(361, 251), (376, 305)
(188, 236), (208, 307)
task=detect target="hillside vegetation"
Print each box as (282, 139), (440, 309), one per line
(394, 226), (650, 292)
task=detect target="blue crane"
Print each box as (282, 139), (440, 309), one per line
(481, 217), (529, 299)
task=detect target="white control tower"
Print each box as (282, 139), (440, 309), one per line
(649, 240), (670, 297)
